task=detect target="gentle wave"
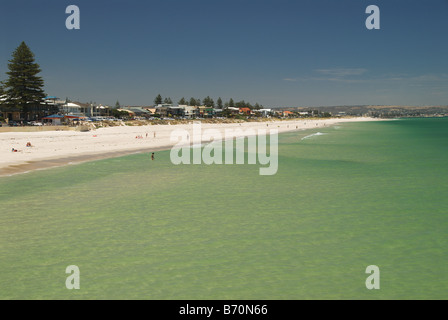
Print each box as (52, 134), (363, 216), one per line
(301, 132), (327, 140)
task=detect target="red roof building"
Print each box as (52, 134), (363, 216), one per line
(239, 108), (251, 115)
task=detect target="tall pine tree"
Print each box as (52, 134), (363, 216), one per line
(189, 97), (200, 106)
(154, 94), (163, 105)
(217, 97), (223, 109)
(3, 42), (45, 116)
(178, 97), (187, 105)
(203, 96), (214, 108)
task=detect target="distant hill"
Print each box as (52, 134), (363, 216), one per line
(280, 105), (448, 118)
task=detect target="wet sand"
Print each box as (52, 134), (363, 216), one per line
(0, 146), (171, 177)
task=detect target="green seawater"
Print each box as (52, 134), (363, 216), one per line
(0, 118), (447, 299)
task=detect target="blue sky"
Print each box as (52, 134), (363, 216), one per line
(0, 0), (447, 107)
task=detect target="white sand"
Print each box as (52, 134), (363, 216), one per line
(0, 118), (377, 173)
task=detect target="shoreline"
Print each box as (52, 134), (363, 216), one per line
(0, 144), (175, 177)
(0, 117), (381, 177)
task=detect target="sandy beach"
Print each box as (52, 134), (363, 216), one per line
(0, 118), (377, 176)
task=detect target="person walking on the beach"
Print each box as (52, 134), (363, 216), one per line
(154, 132), (156, 138)
(151, 153), (155, 161)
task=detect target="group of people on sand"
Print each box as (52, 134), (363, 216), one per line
(136, 132), (156, 139)
(12, 142), (33, 152)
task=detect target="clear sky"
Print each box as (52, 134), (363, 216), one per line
(0, 0), (447, 107)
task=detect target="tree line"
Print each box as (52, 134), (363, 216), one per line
(154, 94), (264, 110)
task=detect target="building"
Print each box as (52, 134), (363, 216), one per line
(239, 107), (251, 115)
(197, 106), (215, 118)
(0, 95), (61, 122)
(61, 102), (84, 116)
(142, 107), (156, 115)
(154, 104), (173, 117)
(182, 105), (198, 118)
(167, 106), (185, 117)
(117, 107), (152, 119)
(127, 107), (151, 118)
(257, 109), (272, 117)
(227, 107), (240, 115)
(42, 114), (64, 125)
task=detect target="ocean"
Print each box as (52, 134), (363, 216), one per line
(0, 118), (447, 299)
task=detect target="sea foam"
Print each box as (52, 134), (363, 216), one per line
(301, 132), (327, 140)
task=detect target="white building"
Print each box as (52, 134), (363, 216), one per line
(258, 109), (272, 117)
(62, 102), (83, 116)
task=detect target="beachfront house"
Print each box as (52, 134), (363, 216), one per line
(257, 109), (272, 117)
(42, 96), (64, 117)
(167, 106), (185, 118)
(95, 105), (110, 118)
(143, 107), (156, 115)
(197, 106), (215, 118)
(182, 105), (198, 118)
(283, 111), (294, 118)
(117, 108), (135, 118)
(299, 111), (311, 117)
(42, 114), (64, 125)
(155, 106), (168, 117)
(61, 102), (84, 116)
(153, 104), (206, 118)
(155, 104), (173, 117)
(79, 103), (110, 118)
(226, 107), (240, 115)
(126, 107), (152, 119)
(272, 110), (284, 118)
(0, 94), (61, 122)
(214, 109), (223, 117)
(0, 95), (20, 121)
(239, 107), (251, 116)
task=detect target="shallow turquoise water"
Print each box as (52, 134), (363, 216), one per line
(0, 118), (447, 299)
